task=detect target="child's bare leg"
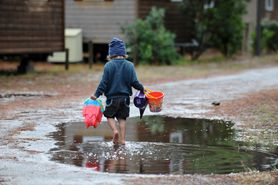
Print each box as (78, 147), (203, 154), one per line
(107, 118), (119, 144)
(118, 119), (126, 145)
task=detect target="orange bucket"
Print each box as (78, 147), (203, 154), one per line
(145, 91), (164, 112)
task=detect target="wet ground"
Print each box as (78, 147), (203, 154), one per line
(0, 66), (278, 184)
(49, 116), (278, 175)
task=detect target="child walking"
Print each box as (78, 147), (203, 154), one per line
(90, 37), (144, 145)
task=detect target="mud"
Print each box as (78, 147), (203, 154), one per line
(0, 66), (278, 184)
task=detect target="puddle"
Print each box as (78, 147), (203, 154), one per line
(48, 116), (278, 174)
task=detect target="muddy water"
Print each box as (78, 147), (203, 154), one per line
(49, 116), (278, 174)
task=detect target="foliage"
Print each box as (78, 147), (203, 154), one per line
(208, 0), (247, 57)
(252, 19), (278, 54)
(181, 0), (208, 60)
(181, 0), (248, 59)
(122, 7), (178, 65)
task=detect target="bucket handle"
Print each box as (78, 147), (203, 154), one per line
(144, 88), (156, 99)
(144, 88), (152, 93)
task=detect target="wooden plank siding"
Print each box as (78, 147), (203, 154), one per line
(137, 0), (190, 43)
(66, 0), (189, 43)
(262, 0), (278, 20)
(0, 0), (64, 55)
(65, 0), (137, 43)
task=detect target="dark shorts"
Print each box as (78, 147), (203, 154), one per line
(104, 97), (130, 120)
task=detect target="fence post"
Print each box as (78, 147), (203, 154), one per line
(65, 48), (69, 70)
(88, 40), (93, 69)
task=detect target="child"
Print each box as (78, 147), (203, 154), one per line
(90, 37), (144, 145)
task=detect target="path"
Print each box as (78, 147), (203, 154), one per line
(0, 67), (277, 185)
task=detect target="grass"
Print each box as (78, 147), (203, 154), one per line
(235, 89), (278, 150)
(0, 53), (277, 84)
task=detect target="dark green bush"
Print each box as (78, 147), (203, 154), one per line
(181, 0), (247, 59)
(122, 7), (178, 65)
(252, 20), (278, 54)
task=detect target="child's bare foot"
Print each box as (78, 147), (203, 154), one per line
(120, 140), (125, 145)
(113, 132), (119, 145)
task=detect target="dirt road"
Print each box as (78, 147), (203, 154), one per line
(0, 66), (277, 185)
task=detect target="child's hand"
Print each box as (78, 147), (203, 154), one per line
(90, 95), (97, 100)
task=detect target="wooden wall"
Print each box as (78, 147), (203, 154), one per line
(65, 0), (137, 43)
(0, 0), (64, 55)
(262, 0), (278, 20)
(137, 0), (190, 43)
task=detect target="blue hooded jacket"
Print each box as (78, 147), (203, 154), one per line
(94, 59), (144, 100)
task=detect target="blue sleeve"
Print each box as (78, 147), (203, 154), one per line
(130, 64), (144, 92)
(94, 65), (109, 98)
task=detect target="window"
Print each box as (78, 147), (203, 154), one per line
(265, 0), (273, 11)
(204, 0), (215, 10)
(74, 0), (114, 2)
(171, 0), (182, 2)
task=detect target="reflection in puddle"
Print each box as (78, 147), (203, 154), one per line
(49, 116), (278, 174)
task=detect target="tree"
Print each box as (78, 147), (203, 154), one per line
(181, 0), (248, 59)
(208, 0), (247, 56)
(122, 7), (178, 65)
(181, 0), (208, 60)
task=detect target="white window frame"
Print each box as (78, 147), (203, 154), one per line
(204, 0), (215, 10)
(265, 0), (273, 11)
(171, 0), (182, 2)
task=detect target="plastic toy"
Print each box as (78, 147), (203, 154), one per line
(134, 91), (148, 119)
(82, 98), (104, 128)
(145, 89), (164, 112)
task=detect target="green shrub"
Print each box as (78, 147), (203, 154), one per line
(122, 7), (178, 65)
(252, 20), (278, 54)
(181, 0), (247, 59)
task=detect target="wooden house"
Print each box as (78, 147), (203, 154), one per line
(0, 0), (65, 55)
(65, 0), (188, 62)
(243, 0), (278, 52)
(261, 0), (278, 20)
(0, 0), (65, 72)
